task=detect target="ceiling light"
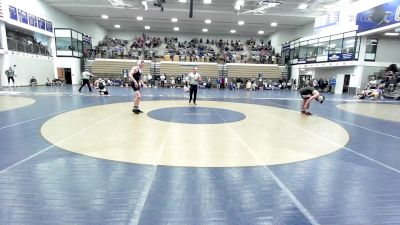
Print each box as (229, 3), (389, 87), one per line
(238, 20), (244, 25)
(230, 29), (236, 33)
(385, 32), (399, 36)
(205, 19), (212, 24)
(203, 0), (211, 4)
(202, 28), (208, 32)
(298, 3), (308, 9)
(258, 30), (264, 34)
(179, 0), (186, 2)
(114, 24), (120, 28)
(144, 25), (150, 30)
(270, 22), (277, 27)
(174, 27), (180, 31)
(137, 16), (143, 20)
(101, 15), (108, 19)
(171, 18), (178, 22)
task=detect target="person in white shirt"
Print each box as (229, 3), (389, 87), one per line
(188, 67), (201, 105)
(5, 65), (16, 87)
(367, 77), (377, 89)
(79, 69), (93, 92)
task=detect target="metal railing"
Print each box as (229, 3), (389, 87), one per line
(7, 39), (51, 56)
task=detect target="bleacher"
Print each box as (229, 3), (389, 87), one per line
(158, 61), (218, 87)
(91, 59), (151, 81)
(226, 64), (282, 79)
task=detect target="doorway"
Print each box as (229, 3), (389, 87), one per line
(343, 74), (350, 93)
(299, 75), (312, 88)
(57, 68), (72, 85)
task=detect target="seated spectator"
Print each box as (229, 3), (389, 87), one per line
(30, 76), (38, 86)
(355, 88), (382, 100)
(52, 78), (64, 86)
(245, 80), (252, 90)
(367, 77), (378, 89)
(252, 82), (258, 91)
(46, 78), (54, 86)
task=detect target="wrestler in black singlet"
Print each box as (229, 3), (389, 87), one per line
(131, 67), (142, 91)
(299, 87), (315, 99)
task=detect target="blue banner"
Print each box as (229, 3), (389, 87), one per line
(328, 53), (354, 62)
(38, 17), (46, 30)
(17, 9), (28, 24)
(28, 14), (37, 27)
(282, 43), (290, 51)
(9, 6), (17, 20)
(46, 20), (53, 33)
(83, 35), (92, 45)
(357, 0), (400, 33)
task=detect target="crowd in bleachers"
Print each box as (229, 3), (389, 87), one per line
(355, 64), (400, 100)
(92, 36), (162, 60)
(6, 30), (51, 56)
(90, 35), (281, 64)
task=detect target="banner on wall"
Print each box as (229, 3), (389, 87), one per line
(45, 20), (53, 32)
(8, 5), (53, 33)
(9, 6), (17, 20)
(17, 9), (28, 24)
(356, 0), (400, 33)
(314, 10), (340, 30)
(328, 53), (354, 61)
(38, 17), (46, 30)
(83, 35), (92, 45)
(28, 14), (37, 27)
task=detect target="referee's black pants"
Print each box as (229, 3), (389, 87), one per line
(79, 79), (92, 92)
(189, 84), (198, 103)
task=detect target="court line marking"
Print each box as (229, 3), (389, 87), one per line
(265, 100), (400, 174)
(269, 100), (400, 140)
(0, 111), (68, 131)
(211, 108), (321, 225)
(128, 108), (176, 225)
(0, 111), (123, 174)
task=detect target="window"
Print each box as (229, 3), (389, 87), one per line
(365, 38), (378, 61)
(294, 43), (300, 59)
(342, 37), (355, 54)
(299, 41), (308, 59)
(328, 39), (343, 55)
(307, 39), (318, 58)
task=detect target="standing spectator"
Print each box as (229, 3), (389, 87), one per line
(329, 77), (336, 93)
(5, 65), (16, 87)
(79, 69), (93, 92)
(188, 67), (201, 105)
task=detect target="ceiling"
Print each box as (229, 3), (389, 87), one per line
(42, 0), (359, 37)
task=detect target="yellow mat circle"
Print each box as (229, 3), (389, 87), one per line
(0, 96), (36, 111)
(41, 101), (349, 167)
(337, 103), (400, 123)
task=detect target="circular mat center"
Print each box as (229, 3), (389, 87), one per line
(41, 101), (349, 167)
(147, 107), (246, 124)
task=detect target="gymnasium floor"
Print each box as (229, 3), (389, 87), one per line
(0, 85), (399, 225)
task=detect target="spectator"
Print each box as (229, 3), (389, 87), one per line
(30, 76), (38, 86)
(5, 65), (16, 87)
(46, 78), (54, 86)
